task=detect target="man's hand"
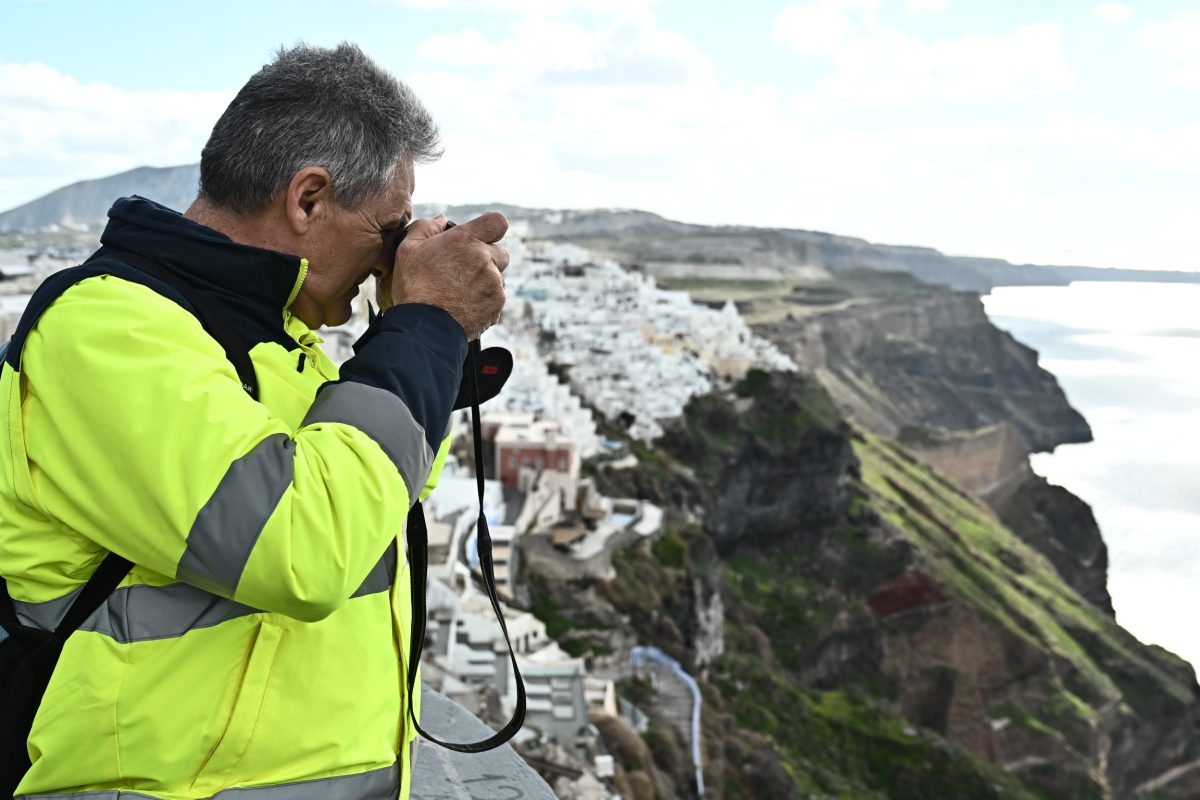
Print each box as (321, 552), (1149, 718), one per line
(381, 212), (509, 341)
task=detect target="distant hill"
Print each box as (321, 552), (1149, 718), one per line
(475, 206), (1200, 292)
(0, 164), (199, 232)
(4, 167), (1199, 291)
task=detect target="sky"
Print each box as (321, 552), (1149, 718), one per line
(2, 0), (1199, 270)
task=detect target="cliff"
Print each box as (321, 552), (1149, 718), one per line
(526, 373), (1200, 798)
(994, 474), (1115, 616)
(743, 277), (1114, 614)
(899, 424), (1113, 614)
(509, 207), (1200, 291)
(753, 287), (1092, 453)
(898, 423), (1032, 503)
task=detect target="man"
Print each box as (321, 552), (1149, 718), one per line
(0, 43), (505, 799)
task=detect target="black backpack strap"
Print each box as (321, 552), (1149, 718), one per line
(406, 340), (526, 752)
(84, 247), (259, 400)
(51, 553), (134, 639)
(5, 248), (259, 402)
(1, 552), (132, 641)
(3, 263), (154, 372)
(0, 575), (17, 632)
(2, 245), (259, 640)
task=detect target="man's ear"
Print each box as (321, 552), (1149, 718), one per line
(285, 167), (335, 235)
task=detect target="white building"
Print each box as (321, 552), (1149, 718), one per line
(499, 248), (795, 442)
(419, 574), (616, 750)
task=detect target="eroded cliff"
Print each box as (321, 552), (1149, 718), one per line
(747, 278), (1114, 617)
(754, 288), (1092, 453)
(524, 372), (1200, 799)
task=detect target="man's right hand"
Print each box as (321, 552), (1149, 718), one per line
(386, 212), (509, 341)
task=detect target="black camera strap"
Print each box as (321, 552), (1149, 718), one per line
(405, 340), (526, 752)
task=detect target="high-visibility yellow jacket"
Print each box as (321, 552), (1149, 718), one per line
(0, 197), (462, 800)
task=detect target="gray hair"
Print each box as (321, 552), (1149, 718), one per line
(198, 43), (441, 213)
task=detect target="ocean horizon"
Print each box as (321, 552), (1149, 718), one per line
(983, 281), (1200, 672)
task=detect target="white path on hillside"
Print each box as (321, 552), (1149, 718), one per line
(631, 645), (705, 798)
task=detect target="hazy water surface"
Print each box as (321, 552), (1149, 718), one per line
(983, 282), (1200, 670)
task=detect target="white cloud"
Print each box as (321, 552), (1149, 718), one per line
(0, 62), (230, 210)
(773, 0), (881, 57)
(1094, 2), (1133, 26)
(1140, 11), (1200, 88)
(4, 9), (1199, 273)
(905, 0), (947, 14)
(391, 10), (1199, 270)
(416, 10), (715, 84)
(401, 12), (797, 222)
(775, 3), (1074, 103)
(375, 0), (654, 15)
(817, 24), (1075, 102)
(417, 22), (600, 71)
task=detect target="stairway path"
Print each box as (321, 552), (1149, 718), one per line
(630, 646), (705, 797)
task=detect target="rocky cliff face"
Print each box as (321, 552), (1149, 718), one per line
(994, 474), (1114, 615)
(898, 423), (1032, 503)
(654, 372), (855, 552)
(754, 290), (1092, 453)
(749, 284), (1119, 623)
(695, 381), (1198, 798)
(850, 433), (1199, 798)
(528, 374), (1200, 799)
(900, 423), (1114, 614)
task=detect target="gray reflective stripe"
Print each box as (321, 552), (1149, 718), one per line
(21, 792), (159, 799)
(20, 546), (395, 645)
(24, 762), (400, 800)
(301, 382), (433, 506)
(352, 542), (397, 599)
(50, 564), (387, 645)
(177, 433), (295, 597)
(77, 582), (261, 644)
(12, 586), (82, 631)
(213, 763), (399, 799)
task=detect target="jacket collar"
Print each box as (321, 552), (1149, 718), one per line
(100, 196), (306, 314)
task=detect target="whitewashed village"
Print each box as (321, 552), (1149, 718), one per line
(0, 218), (796, 799)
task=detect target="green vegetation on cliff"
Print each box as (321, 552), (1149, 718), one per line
(524, 369), (1200, 799)
(857, 431), (1193, 710)
(714, 553), (1037, 799)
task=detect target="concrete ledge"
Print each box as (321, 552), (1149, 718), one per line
(413, 686), (557, 799)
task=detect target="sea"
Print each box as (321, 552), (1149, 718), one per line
(982, 281), (1200, 672)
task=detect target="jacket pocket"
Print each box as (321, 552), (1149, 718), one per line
(191, 621), (283, 791)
